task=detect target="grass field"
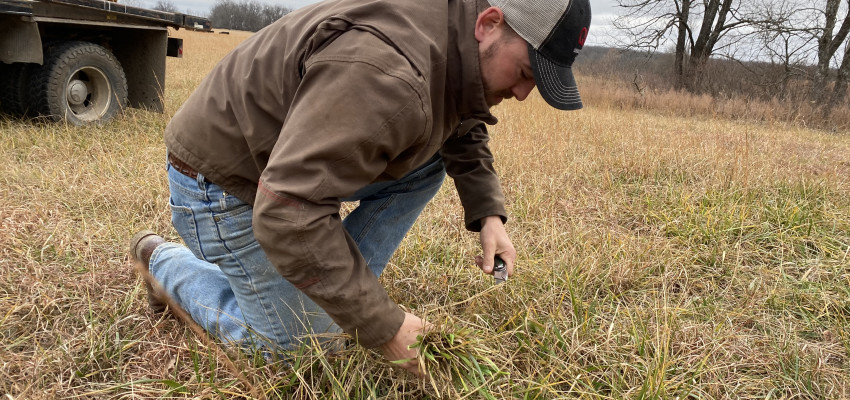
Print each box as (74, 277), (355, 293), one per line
(2, 29), (849, 399)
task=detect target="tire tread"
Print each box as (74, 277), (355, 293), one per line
(30, 41), (128, 124)
(0, 62), (32, 117)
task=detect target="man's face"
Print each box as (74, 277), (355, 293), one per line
(478, 27), (536, 108)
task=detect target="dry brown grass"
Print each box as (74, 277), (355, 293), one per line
(1, 29), (849, 399)
(578, 75), (850, 132)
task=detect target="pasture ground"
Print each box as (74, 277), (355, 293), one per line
(2, 29), (849, 399)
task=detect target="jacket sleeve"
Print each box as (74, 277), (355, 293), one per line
(440, 119), (507, 232)
(252, 32), (428, 348)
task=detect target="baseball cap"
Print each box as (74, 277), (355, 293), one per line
(487, 0), (591, 110)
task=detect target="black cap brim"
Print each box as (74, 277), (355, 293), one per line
(529, 43), (582, 111)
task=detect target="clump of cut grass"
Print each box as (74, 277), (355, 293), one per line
(411, 326), (506, 398)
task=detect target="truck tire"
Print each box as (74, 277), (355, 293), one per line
(30, 41), (128, 125)
(0, 62), (33, 117)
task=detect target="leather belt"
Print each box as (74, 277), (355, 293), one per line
(168, 153), (207, 182)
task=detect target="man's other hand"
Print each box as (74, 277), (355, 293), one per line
(477, 215), (516, 278)
(380, 312), (431, 377)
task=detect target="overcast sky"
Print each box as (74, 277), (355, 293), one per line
(163, 0), (622, 47)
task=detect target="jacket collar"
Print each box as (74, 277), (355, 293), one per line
(447, 0), (498, 125)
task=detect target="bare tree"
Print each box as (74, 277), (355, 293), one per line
(749, 0), (816, 98)
(831, 41), (850, 110)
(812, 0), (850, 111)
(152, 0), (177, 12)
(752, 0), (850, 115)
(674, 0), (692, 88)
(614, 0), (765, 92)
(209, 0), (290, 32)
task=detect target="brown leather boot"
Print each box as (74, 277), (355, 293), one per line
(129, 230), (168, 313)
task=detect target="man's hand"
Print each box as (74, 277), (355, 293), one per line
(380, 312), (431, 377)
(476, 215), (517, 278)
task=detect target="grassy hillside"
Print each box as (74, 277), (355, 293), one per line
(1, 29), (849, 399)
(575, 46), (850, 132)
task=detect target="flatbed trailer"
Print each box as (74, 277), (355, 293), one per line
(0, 0), (212, 124)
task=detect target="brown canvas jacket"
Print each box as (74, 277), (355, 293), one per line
(165, 0), (506, 348)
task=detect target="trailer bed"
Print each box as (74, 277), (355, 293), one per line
(0, 0), (211, 31)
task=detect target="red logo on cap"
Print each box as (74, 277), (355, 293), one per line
(578, 28), (588, 46)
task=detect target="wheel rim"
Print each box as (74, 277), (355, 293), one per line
(65, 66), (112, 122)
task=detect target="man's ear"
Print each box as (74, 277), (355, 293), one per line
(474, 7), (506, 43)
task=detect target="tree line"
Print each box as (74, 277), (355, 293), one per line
(612, 0), (849, 118)
(150, 0), (291, 32)
(207, 0), (291, 32)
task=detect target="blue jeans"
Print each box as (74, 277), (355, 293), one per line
(148, 153), (446, 352)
